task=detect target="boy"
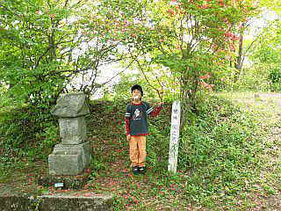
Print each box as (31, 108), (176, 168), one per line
(124, 84), (163, 175)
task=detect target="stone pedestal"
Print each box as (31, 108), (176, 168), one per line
(48, 92), (92, 176)
(48, 142), (91, 175)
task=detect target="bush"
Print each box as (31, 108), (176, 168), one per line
(269, 67), (281, 91)
(0, 104), (59, 165)
(228, 66), (270, 91)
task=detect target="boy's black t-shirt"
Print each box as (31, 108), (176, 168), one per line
(125, 101), (153, 136)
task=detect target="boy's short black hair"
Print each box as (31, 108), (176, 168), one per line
(131, 84), (143, 96)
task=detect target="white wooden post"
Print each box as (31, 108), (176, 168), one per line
(168, 101), (181, 173)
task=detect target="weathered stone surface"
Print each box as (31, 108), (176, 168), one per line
(48, 142), (92, 176)
(51, 93), (90, 118)
(0, 195), (30, 211)
(0, 192), (113, 211)
(38, 193), (113, 211)
(59, 117), (87, 144)
(48, 150), (83, 175)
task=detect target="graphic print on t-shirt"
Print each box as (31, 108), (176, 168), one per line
(132, 108), (143, 120)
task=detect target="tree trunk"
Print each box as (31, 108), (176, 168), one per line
(234, 23), (245, 82)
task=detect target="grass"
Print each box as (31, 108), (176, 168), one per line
(81, 94), (280, 210)
(216, 91), (281, 205)
(0, 92), (280, 210)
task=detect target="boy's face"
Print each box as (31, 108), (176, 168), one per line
(132, 89), (141, 100)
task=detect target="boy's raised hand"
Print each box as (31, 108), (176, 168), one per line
(127, 134), (131, 141)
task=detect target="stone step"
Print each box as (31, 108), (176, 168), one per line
(0, 192), (113, 211)
(37, 171), (91, 190)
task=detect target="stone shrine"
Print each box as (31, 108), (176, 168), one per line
(48, 92), (92, 175)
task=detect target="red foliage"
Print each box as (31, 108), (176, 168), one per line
(49, 14), (56, 20)
(199, 72), (211, 80)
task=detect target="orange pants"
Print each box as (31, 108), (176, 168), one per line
(129, 136), (147, 167)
